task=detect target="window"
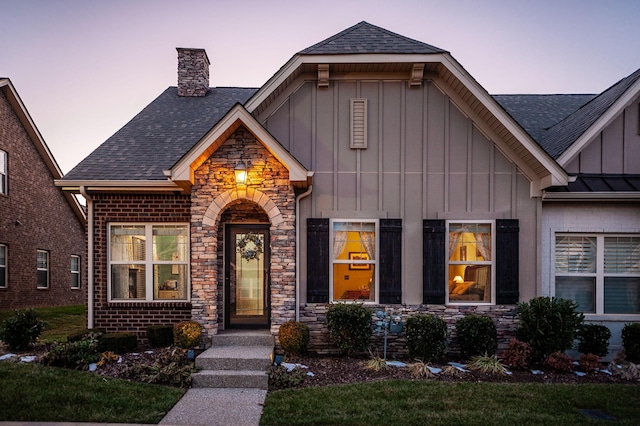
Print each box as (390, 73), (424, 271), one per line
(71, 255), (80, 289)
(109, 224), (189, 301)
(0, 150), (6, 195)
(555, 234), (640, 314)
(0, 244), (6, 288)
(330, 220), (377, 302)
(447, 221), (494, 303)
(37, 250), (49, 288)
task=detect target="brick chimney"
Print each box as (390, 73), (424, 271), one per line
(176, 48), (210, 97)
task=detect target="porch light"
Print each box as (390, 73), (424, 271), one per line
(234, 160), (247, 186)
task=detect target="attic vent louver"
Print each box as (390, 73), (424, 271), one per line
(350, 99), (368, 149)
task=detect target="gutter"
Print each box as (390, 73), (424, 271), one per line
(80, 186), (94, 329)
(295, 185), (313, 322)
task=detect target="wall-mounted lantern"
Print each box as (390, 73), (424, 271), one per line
(234, 160), (247, 186)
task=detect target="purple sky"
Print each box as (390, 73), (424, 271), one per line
(2, 0), (639, 174)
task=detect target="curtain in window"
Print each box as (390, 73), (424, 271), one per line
(360, 231), (375, 259)
(448, 231), (462, 259)
(476, 233), (491, 260)
(333, 231), (348, 259)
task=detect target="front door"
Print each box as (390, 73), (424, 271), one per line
(225, 225), (270, 328)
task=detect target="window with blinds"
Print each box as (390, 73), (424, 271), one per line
(554, 234), (640, 315)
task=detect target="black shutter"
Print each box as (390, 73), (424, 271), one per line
(496, 219), (519, 304)
(379, 219), (402, 304)
(423, 220), (446, 304)
(306, 218), (329, 303)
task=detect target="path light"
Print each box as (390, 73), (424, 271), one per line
(234, 160), (247, 186)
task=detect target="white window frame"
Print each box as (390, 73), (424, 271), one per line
(0, 150), (7, 195)
(0, 244), (6, 288)
(108, 223), (190, 302)
(71, 255), (80, 289)
(37, 250), (49, 289)
(445, 220), (495, 305)
(554, 233), (640, 316)
(329, 219), (379, 303)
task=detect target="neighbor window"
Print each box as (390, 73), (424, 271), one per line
(109, 224), (189, 301)
(0, 150), (7, 195)
(71, 255), (80, 289)
(447, 221), (494, 303)
(555, 234), (640, 314)
(330, 220), (377, 302)
(37, 250), (49, 288)
(0, 244), (6, 288)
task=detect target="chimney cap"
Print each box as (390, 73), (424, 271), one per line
(176, 47), (210, 65)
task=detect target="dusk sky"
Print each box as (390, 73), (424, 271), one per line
(2, 0), (639, 174)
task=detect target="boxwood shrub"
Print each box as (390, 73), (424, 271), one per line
(326, 303), (372, 355)
(405, 314), (447, 362)
(455, 314), (498, 359)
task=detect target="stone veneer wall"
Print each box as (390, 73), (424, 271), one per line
(296, 304), (518, 358)
(190, 126), (297, 340)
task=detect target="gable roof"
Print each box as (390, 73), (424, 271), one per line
(541, 67), (640, 163)
(494, 94), (596, 144)
(299, 21), (447, 55)
(62, 87), (257, 184)
(0, 78), (86, 223)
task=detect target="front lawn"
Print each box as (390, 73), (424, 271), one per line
(262, 380), (640, 425)
(0, 362), (184, 423)
(0, 304), (86, 343)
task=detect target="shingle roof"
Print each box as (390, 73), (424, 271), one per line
(62, 87), (257, 181)
(493, 94), (595, 144)
(539, 68), (640, 159)
(298, 21), (447, 55)
(546, 174), (640, 192)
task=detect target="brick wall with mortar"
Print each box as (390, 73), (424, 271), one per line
(0, 89), (86, 310)
(295, 303), (518, 359)
(91, 193), (192, 340)
(177, 48), (209, 97)
(190, 126), (297, 340)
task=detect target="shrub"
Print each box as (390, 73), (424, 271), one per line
(543, 351), (574, 373)
(279, 321), (310, 356)
(622, 322), (640, 363)
(578, 353), (601, 373)
(577, 324), (611, 357)
(0, 309), (45, 351)
(455, 314), (498, 358)
(405, 314), (447, 363)
(119, 346), (194, 388)
(67, 328), (104, 343)
(173, 321), (203, 349)
(515, 297), (584, 362)
(500, 339), (532, 370)
(147, 325), (175, 348)
(268, 365), (307, 390)
(97, 332), (137, 354)
(43, 332), (102, 370)
(326, 303), (372, 355)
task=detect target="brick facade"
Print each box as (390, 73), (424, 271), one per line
(0, 89), (86, 310)
(91, 193), (192, 339)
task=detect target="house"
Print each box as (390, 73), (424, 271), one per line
(57, 22), (639, 356)
(0, 78), (87, 310)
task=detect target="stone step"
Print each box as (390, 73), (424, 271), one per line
(211, 331), (274, 347)
(191, 369), (269, 390)
(195, 345), (273, 371)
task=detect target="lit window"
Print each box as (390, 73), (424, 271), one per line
(447, 222), (493, 303)
(0, 150), (6, 195)
(330, 220), (377, 302)
(37, 250), (49, 288)
(109, 224), (189, 301)
(71, 255), (80, 289)
(0, 244), (6, 288)
(555, 234), (640, 314)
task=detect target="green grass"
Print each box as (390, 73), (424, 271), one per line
(0, 362), (184, 423)
(262, 380), (640, 425)
(0, 304), (86, 343)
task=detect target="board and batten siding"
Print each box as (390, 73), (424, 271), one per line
(258, 78), (538, 305)
(565, 98), (640, 174)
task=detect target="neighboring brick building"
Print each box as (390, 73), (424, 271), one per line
(0, 78), (86, 310)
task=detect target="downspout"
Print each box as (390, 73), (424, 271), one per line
(295, 185), (313, 322)
(79, 186), (94, 329)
